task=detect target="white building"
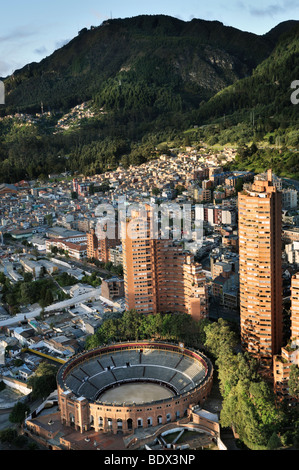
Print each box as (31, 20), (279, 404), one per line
(285, 242), (299, 264)
(282, 188), (298, 210)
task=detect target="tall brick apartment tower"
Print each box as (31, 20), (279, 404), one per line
(121, 206), (208, 320)
(87, 229), (99, 260)
(238, 169), (283, 367)
(87, 221), (120, 263)
(121, 207), (157, 314)
(290, 273), (299, 340)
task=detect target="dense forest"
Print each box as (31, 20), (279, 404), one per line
(195, 25), (299, 129)
(0, 15), (298, 183)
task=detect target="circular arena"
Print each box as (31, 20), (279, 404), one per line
(57, 342), (213, 435)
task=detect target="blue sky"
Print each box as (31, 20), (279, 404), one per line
(0, 0), (298, 77)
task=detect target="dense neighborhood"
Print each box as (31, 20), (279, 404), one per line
(0, 143), (299, 450)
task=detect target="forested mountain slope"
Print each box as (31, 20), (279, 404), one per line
(3, 14), (290, 114)
(0, 15), (298, 183)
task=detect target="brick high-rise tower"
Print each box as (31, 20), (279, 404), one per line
(87, 220), (120, 264)
(238, 169), (283, 366)
(121, 206), (208, 320)
(290, 273), (299, 340)
(121, 207), (157, 314)
(87, 229), (99, 260)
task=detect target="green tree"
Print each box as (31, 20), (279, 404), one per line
(204, 318), (282, 448)
(9, 402), (30, 425)
(0, 428), (18, 444)
(152, 186), (160, 196)
(267, 432), (281, 450)
(41, 289), (54, 307)
(289, 365), (299, 399)
(204, 318), (238, 359)
(27, 362), (58, 400)
(20, 282), (36, 305)
(45, 214), (53, 227)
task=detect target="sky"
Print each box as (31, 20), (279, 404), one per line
(0, 0), (298, 77)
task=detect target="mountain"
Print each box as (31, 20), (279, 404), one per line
(263, 19), (299, 43)
(0, 15), (298, 183)
(195, 23), (299, 125)
(192, 23), (299, 178)
(2, 14), (293, 115)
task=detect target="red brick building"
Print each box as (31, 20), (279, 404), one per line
(87, 227), (120, 263)
(238, 169), (283, 367)
(121, 208), (208, 320)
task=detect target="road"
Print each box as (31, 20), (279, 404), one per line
(59, 257), (112, 277)
(283, 177), (299, 192)
(0, 287), (103, 328)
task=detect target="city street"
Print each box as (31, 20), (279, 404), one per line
(0, 287), (103, 328)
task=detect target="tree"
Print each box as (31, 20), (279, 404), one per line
(97, 318), (119, 344)
(20, 282), (36, 305)
(45, 214), (53, 227)
(44, 289), (54, 306)
(204, 317), (283, 448)
(220, 380), (265, 446)
(288, 365), (299, 399)
(27, 362), (58, 400)
(0, 428), (18, 444)
(204, 318), (238, 359)
(23, 272), (33, 282)
(119, 309), (144, 341)
(267, 432), (281, 450)
(9, 402), (30, 425)
(50, 246), (59, 255)
(152, 186), (160, 196)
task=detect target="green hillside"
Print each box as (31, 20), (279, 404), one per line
(196, 24), (299, 125)
(2, 15), (283, 115)
(190, 25), (299, 178)
(0, 15), (298, 183)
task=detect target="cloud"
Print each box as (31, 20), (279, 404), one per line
(249, 0), (299, 17)
(34, 46), (48, 56)
(0, 27), (37, 43)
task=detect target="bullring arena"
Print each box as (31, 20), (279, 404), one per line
(57, 341), (213, 435)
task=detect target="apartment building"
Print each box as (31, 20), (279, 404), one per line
(101, 277), (125, 301)
(109, 246), (123, 266)
(87, 229), (99, 260)
(198, 205), (237, 228)
(87, 226), (120, 263)
(281, 188), (298, 210)
(46, 238), (87, 260)
(122, 208), (157, 314)
(285, 242), (299, 265)
(291, 274), (299, 340)
(238, 169), (283, 367)
(72, 179), (90, 197)
(121, 207), (208, 320)
(273, 273), (299, 401)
